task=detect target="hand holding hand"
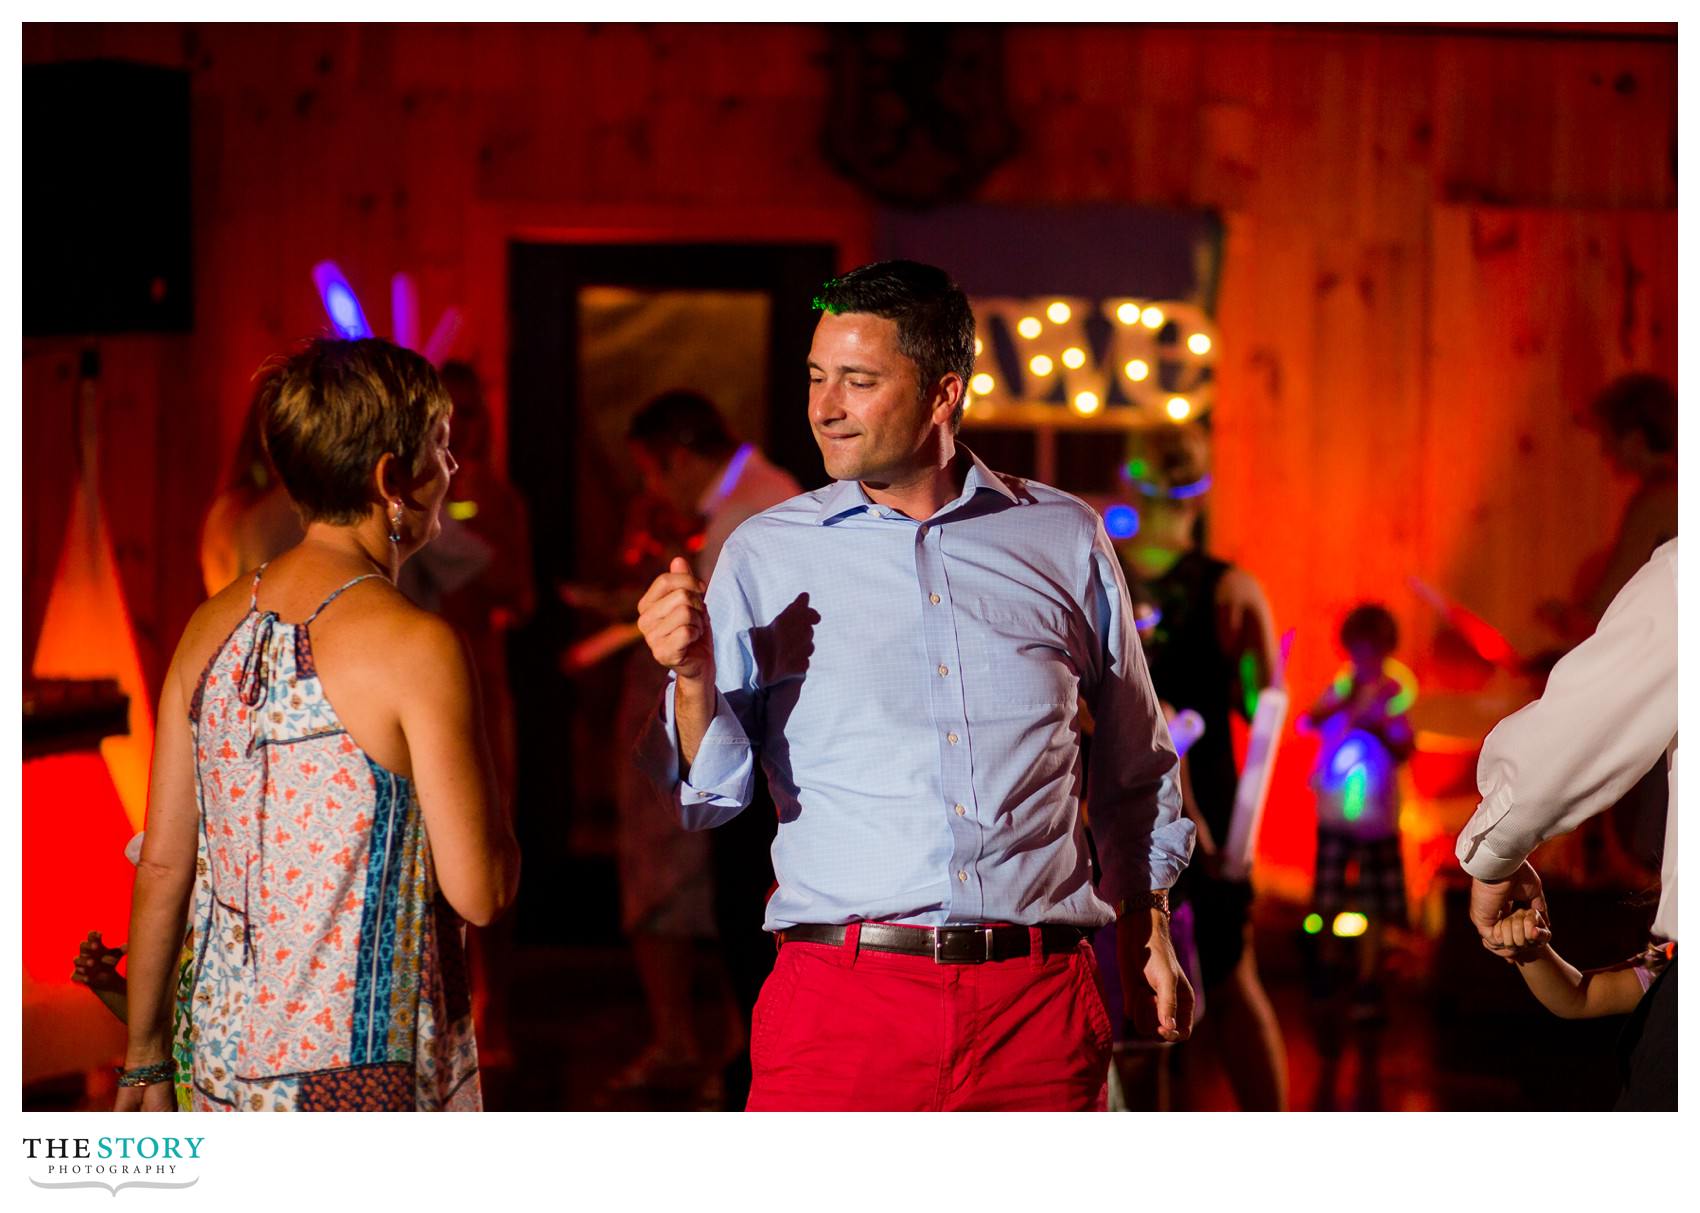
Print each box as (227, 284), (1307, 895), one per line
(1470, 861), (1548, 959)
(636, 558), (714, 685)
(1484, 907), (1551, 962)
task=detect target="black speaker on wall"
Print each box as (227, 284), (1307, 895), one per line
(25, 60), (192, 336)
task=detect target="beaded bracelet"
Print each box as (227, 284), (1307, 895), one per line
(115, 1061), (175, 1088)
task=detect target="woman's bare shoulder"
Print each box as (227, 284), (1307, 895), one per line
(170, 575), (259, 697)
(313, 579), (469, 678)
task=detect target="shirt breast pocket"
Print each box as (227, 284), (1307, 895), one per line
(963, 598), (1079, 711)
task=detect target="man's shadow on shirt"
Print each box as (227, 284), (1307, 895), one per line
(750, 592), (818, 822)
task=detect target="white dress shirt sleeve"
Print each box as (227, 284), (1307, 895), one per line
(1456, 540), (1677, 881)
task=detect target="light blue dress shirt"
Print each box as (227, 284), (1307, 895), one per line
(641, 448), (1192, 931)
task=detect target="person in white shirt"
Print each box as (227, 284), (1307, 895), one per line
(1456, 538), (1676, 1110)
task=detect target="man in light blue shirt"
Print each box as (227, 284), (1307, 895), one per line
(637, 260), (1194, 1110)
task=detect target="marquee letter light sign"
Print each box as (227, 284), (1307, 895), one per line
(964, 297), (1218, 428)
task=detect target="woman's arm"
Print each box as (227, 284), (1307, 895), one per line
(118, 667), (199, 1111)
(397, 614), (520, 927)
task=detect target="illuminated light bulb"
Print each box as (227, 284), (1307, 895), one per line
(1124, 359), (1150, 382)
(974, 337), (984, 357)
(1028, 355), (1054, 377)
(1188, 332), (1212, 355)
(1061, 347), (1086, 370)
(1165, 396), (1192, 421)
(970, 373), (995, 396)
(1047, 301), (1071, 324)
(1140, 305), (1165, 329)
(1303, 913), (1324, 935)
(1332, 912), (1369, 939)
(1017, 317), (1043, 339)
(1072, 391), (1102, 416)
(1116, 302), (1139, 326)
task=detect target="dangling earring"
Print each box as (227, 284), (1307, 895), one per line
(387, 500), (405, 546)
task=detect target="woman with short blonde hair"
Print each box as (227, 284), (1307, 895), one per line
(118, 338), (520, 1112)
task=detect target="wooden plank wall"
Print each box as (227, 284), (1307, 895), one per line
(21, 24), (1676, 876)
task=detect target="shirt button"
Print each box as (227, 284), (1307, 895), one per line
(929, 593), (941, 605)
(957, 869), (968, 882)
(947, 732), (959, 745)
(954, 803), (967, 816)
(937, 664), (949, 677)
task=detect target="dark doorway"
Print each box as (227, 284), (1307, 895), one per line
(505, 241), (836, 944)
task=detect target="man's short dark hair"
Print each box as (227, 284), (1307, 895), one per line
(1590, 373), (1677, 456)
(1340, 603), (1399, 657)
(627, 390), (738, 459)
(813, 260), (976, 433)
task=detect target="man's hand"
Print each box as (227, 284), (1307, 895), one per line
(1470, 860), (1548, 959)
(637, 558), (714, 685)
(1117, 904), (1194, 1042)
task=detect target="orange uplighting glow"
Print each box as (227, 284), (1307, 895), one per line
(32, 447), (154, 830)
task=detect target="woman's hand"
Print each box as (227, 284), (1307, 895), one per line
(114, 1072), (176, 1112)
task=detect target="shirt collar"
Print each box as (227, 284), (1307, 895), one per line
(814, 444), (1017, 525)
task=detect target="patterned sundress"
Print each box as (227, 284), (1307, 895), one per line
(183, 566), (480, 1111)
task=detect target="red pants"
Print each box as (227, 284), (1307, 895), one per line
(746, 923), (1113, 1111)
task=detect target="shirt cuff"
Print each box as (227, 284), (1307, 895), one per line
(1455, 784), (1522, 880)
(657, 674), (754, 824)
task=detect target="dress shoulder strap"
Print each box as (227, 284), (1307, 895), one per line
(248, 563), (268, 611)
(303, 573), (386, 625)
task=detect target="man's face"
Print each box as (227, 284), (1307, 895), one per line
(807, 311), (946, 484)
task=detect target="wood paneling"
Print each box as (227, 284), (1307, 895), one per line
(21, 24), (1675, 885)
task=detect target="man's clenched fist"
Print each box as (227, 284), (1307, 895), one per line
(637, 557), (714, 684)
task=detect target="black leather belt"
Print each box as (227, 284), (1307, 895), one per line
(776, 922), (1091, 964)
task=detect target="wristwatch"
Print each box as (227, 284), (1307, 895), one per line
(1120, 889), (1172, 918)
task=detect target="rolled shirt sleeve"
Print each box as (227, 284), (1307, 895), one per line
(632, 544), (764, 830)
(1082, 523), (1193, 904)
(1456, 540), (1677, 880)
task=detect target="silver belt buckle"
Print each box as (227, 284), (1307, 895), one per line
(931, 925), (999, 964)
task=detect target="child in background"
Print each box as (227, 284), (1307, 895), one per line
(1302, 603), (1416, 1017)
